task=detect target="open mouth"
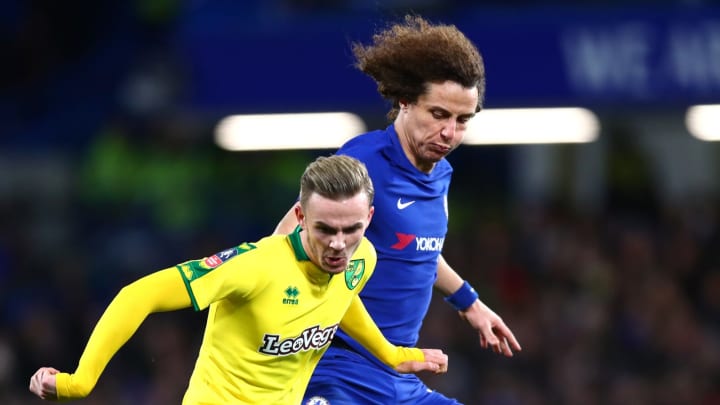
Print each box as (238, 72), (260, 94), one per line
(324, 256), (347, 269)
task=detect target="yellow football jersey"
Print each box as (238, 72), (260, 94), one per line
(177, 228), (376, 405)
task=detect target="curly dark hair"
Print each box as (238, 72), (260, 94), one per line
(352, 14), (486, 121)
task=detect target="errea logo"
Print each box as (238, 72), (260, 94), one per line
(283, 286), (299, 305)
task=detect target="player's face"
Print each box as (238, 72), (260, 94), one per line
(397, 80), (478, 173)
(296, 192), (374, 274)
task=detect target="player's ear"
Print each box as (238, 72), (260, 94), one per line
(294, 204), (305, 228)
(366, 205), (375, 225)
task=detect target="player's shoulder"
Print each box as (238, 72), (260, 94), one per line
(355, 237), (377, 273)
(338, 129), (388, 156)
(433, 157), (454, 178)
(214, 235), (290, 265)
(255, 233), (289, 247)
(219, 235), (285, 256)
(357, 236), (377, 256)
(346, 238), (377, 290)
(243, 234), (295, 260)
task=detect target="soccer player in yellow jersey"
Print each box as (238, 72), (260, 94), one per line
(29, 155), (448, 404)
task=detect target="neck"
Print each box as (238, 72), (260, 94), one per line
(393, 121), (434, 174)
(298, 229), (333, 284)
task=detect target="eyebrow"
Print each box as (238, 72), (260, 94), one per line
(314, 221), (364, 233)
(428, 105), (476, 119)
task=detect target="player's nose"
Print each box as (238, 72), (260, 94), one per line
(329, 235), (346, 250)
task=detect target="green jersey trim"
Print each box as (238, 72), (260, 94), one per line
(176, 265), (201, 311)
(288, 226), (310, 261)
(176, 242), (258, 311)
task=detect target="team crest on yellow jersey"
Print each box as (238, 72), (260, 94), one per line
(344, 259), (365, 290)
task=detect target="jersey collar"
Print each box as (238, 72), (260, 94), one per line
(287, 225), (310, 261)
(287, 226), (334, 285)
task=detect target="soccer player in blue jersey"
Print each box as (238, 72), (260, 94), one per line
(275, 15), (522, 404)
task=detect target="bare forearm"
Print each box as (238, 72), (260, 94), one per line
(434, 255), (464, 296)
(433, 257), (523, 356)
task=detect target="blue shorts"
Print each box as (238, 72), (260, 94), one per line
(303, 345), (461, 405)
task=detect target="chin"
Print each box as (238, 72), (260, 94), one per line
(327, 268), (345, 275)
(323, 262), (348, 274)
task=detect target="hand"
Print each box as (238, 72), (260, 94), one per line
(29, 367), (60, 401)
(394, 348), (448, 374)
(460, 300), (522, 357)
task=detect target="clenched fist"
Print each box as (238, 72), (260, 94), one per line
(29, 367), (59, 401)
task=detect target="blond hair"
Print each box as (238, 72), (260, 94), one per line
(299, 155), (374, 208)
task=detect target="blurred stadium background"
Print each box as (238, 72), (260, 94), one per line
(2, 0), (720, 404)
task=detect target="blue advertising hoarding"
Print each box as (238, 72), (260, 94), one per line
(177, 5), (720, 112)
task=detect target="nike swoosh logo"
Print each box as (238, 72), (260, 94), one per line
(396, 198), (416, 210)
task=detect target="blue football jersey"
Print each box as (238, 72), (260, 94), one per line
(334, 125), (452, 358)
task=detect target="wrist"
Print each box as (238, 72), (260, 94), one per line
(444, 281), (479, 311)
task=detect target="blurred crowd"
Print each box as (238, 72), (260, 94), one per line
(422, 197), (720, 404)
(2, 1), (720, 404)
